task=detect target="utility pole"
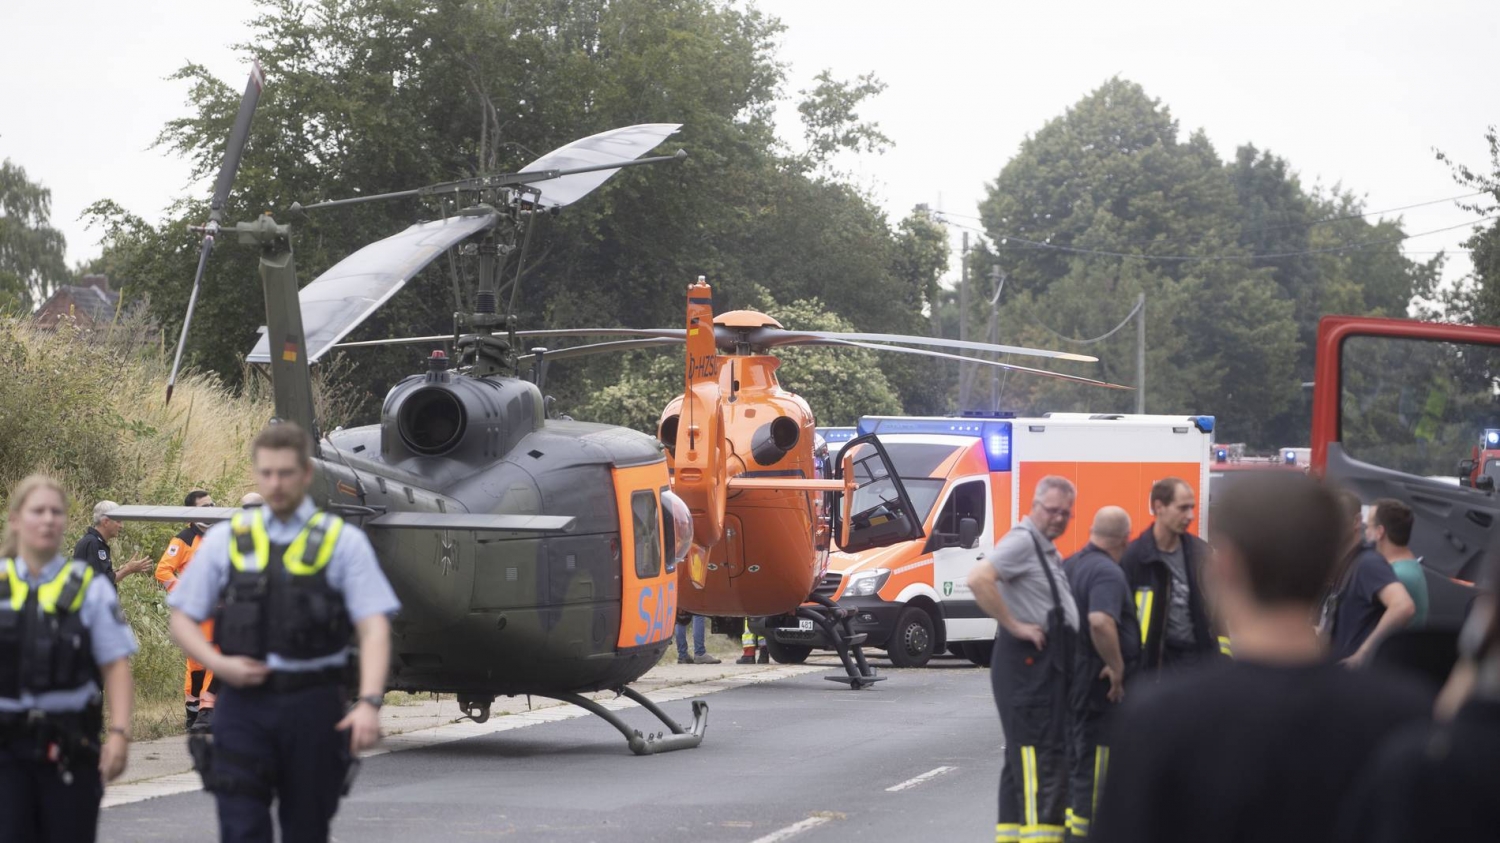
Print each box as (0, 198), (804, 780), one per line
(958, 231), (970, 408)
(988, 266), (1005, 412)
(1135, 292), (1146, 414)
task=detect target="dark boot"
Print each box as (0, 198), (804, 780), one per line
(758, 645), (770, 664)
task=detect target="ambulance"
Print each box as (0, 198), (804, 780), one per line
(761, 413), (1214, 668)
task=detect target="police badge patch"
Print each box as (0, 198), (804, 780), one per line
(98, 550), (108, 561)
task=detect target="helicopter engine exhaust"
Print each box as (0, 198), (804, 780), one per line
(658, 414), (680, 454)
(399, 387), (467, 455)
(751, 416), (800, 466)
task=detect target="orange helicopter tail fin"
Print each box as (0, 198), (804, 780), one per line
(684, 276), (719, 388)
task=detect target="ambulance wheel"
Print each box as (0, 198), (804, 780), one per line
(887, 607), (936, 667)
(956, 641), (993, 668)
(766, 641), (812, 664)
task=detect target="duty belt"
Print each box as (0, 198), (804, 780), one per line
(262, 668), (344, 694)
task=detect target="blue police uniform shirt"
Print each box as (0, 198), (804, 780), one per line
(0, 555), (139, 713)
(167, 496), (400, 672)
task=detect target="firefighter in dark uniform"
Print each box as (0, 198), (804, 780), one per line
(1120, 477), (1226, 677)
(168, 423), (399, 843)
(1061, 507), (1139, 842)
(71, 501), (152, 587)
(1, 475), (138, 843)
(968, 476), (1080, 843)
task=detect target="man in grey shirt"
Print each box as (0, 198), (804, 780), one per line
(968, 475), (1080, 843)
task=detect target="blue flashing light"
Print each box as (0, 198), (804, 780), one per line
(1192, 416), (1216, 434)
(855, 416), (1012, 472)
(1283, 449), (1298, 465)
(818, 426), (857, 444)
(1486, 429), (1500, 448)
(1215, 448), (1228, 463)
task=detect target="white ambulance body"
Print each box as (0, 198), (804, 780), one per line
(775, 414), (1213, 667)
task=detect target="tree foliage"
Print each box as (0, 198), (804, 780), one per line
(973, 79), (1432, 447)
(0, 160), (70, 311)
(88, 0), (947, 427)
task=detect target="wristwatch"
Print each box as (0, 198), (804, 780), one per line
(357, 694), (384, 710)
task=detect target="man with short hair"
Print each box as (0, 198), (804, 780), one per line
(1062, 506), (1138, 842)
(1121, 478), (1221, 675)
(1366, 498), (1429, 630)
(1322, 491), (1416, 668)
(156, 489), (220, 729)
(73, 501), (153, 586)
(169, 422), (399, 843)
(968, 475), (1080, 843)
(1095, 472), (1430, 843)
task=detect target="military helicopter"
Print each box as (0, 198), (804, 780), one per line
(109, 63), (710, 755)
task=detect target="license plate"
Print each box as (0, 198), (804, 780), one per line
(799, 619), (814, 631)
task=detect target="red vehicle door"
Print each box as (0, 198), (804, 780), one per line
(1311, 315), (1494, 630)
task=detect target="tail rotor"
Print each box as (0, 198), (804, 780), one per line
(166, 60), (266, 404)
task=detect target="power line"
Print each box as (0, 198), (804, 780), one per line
(1029, 296), (1144, 346)
(936, 190), (1488, 248)
(936, 215), (1494, 262)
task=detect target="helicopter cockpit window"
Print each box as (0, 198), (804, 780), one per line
(632, 491), (662, 578)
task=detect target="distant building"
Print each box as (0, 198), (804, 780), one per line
(33, 275), (120, 329)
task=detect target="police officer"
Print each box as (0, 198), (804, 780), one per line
(72, 501), (153, 587)
(167, 422), (399, 843)
(156, 490), (220, 729)
(968, 475), (1080, 843)
(1, 475), (137, 843)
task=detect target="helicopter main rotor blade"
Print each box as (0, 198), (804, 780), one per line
(246, 213), (498, 364)
(743, 329), (1098, 363)
(332, 326), (686, 351)
(814, 339), (1132, 390)
(516, 337), (684, 365)
(166, 61), (265, 404)
(518, 123), (682, 208)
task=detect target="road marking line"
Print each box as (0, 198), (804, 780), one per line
(748, 815), (832, 843)
(103, 663), (823, 809)
(885, 765), (956, 792)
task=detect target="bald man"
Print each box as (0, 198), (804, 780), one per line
(240, 492), (264, 508)
(1061, 507), (1140, 842)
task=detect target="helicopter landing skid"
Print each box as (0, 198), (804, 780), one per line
(799, 593), (885, 690)
(537, 686), (709, 756)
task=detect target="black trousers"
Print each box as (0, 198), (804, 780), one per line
(213, 683), (350, 843)
(1065, 706), (1111, 841)
(992, 628), (1072, 843)
(0, 744), (102, 843)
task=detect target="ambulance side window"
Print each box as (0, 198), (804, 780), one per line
(632, 491), (661, 578)
(933, 480), (986, 538)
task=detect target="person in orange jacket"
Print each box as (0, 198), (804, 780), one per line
(156, 490), (217, 729)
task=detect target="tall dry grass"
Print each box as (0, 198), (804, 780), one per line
(0, 311), (274, 739)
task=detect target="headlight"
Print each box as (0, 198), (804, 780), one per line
(842, 568), (891, 598)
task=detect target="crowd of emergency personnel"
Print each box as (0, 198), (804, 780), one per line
(969, 470), (1494, 843)
(5, 420), (1500, 842)
(3, 422), (396, 843)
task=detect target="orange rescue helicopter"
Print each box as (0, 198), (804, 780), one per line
(360, 278), (1130, 686)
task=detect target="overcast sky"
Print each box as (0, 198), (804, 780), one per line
(2, 0), (1495, 289)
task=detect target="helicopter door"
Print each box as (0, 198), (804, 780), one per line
(832, 434), (926, 553)
(1312, 316), (1495, 630)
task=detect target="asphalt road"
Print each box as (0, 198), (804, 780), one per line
(100, 657), (1001, 842)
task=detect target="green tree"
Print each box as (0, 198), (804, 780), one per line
(89, 0), (929, 425)
(975, 79), (1297, 444)
(0, 160), (70, 311)
(1434, 128), (1500, 326)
